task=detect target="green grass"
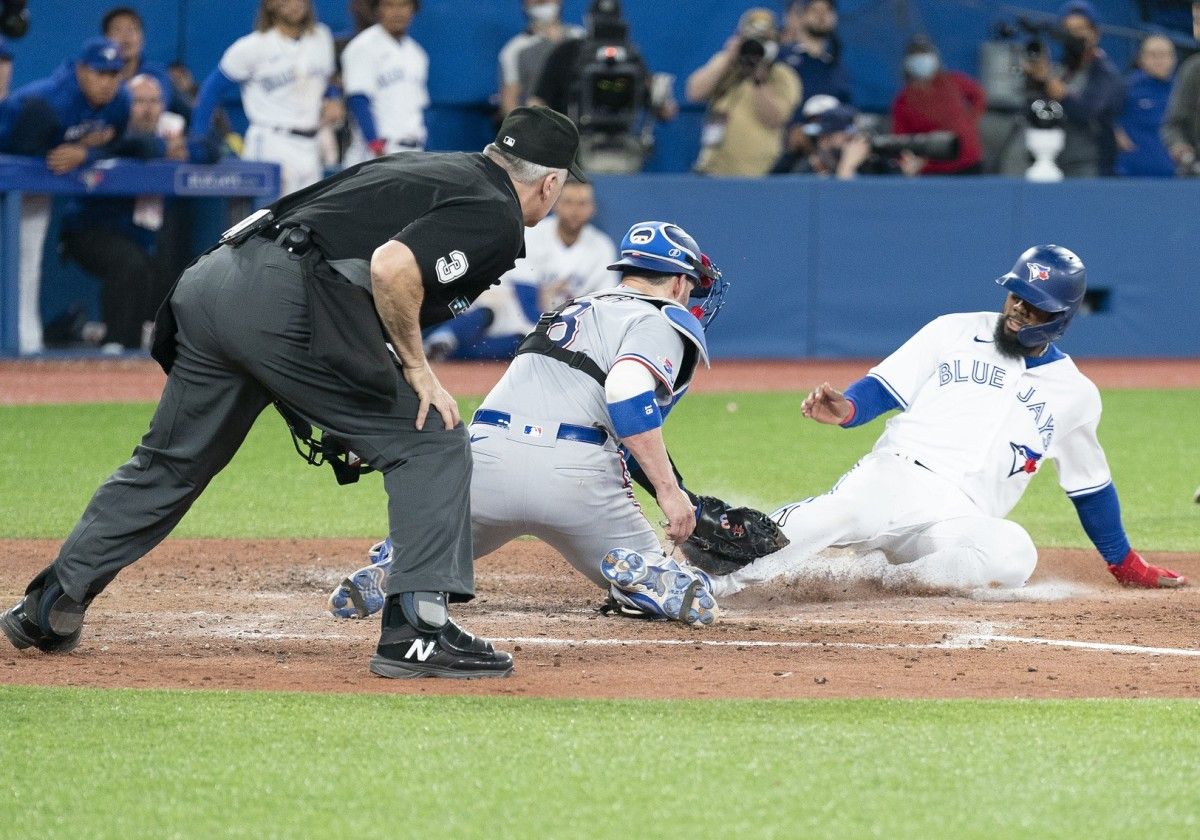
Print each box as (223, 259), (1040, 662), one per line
(1, 687), (1197, 839)
(4, 390), (1198, 549)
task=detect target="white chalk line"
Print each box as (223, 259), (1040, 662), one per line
(100, 611), (1200, 658)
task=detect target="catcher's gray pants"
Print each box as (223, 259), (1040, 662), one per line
(468, 413), (664, 589)
(53, 236), (474, 604)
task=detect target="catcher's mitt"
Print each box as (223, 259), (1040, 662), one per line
(681, 495), (790, 576)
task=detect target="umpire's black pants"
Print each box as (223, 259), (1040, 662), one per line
(53, 236), (474, 604)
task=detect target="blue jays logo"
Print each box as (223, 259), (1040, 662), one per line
(1008, 442), (1043, 477)
(1027, 263), (1051, 282)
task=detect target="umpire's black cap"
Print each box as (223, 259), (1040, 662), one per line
(495, 106), (588, 183)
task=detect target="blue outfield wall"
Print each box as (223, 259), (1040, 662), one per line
(586, 176), (1200, 359)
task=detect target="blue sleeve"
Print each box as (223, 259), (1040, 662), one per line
(840, 375), (902, 428)
(346, 93), (377, 142)
(189, 69), (240, 140)
(608, 390), (663, 438)
(1070, 483), (1131, 565)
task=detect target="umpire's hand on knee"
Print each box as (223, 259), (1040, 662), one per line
(404, 362), (461, 430)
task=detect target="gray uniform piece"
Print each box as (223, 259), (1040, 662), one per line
(53, 236), (474, 603)
(470, 287), (706, 587)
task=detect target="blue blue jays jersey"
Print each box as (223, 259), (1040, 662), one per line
(0, 63), (130, 156)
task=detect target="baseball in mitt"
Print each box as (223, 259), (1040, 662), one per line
(681, 495), (790, 576)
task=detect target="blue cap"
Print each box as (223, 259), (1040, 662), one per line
(1059, 1), (1099, 25)
(0, 37), (12, 62)
(78, 37), (124, 72)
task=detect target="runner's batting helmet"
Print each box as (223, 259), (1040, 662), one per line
(608, 221), (729, 328)
(995, 244), (1086, 347)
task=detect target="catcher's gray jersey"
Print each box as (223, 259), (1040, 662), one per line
(471, 287), (709, 586)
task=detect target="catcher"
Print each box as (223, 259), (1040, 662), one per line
(328, 220), (788, 625)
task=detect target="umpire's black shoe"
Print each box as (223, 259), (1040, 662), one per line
(369, 592), (512, 679)
(1, 567), (86, 654)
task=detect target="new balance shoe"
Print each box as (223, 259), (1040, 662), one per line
(601, 548), (719, 627)
(328, 539), (393, 619)
(369, 592), (512, 679)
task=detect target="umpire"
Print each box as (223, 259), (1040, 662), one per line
(2, 106), (585, 679)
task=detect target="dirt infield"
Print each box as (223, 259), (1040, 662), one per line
(2, 357), (1198, 699)
(4, 356), (1200, 404)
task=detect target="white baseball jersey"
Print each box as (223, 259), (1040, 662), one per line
(342, 24), (428, 148)
(219, 24), (334, 130)
(867, 311), (1110, 517)
(710, 310), (1109, 598)
(471, 288), (709, 587)
(503, 217), (619, 301)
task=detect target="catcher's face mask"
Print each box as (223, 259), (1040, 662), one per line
(688, 252), (728, 330)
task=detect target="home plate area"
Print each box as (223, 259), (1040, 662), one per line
(2, 536), (1197, 699)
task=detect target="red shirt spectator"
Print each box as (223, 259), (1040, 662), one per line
(891, 38), (986, 175)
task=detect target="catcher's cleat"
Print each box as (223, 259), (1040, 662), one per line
(369, 593), (511, 679)
(601, 548), (719, 627)
(328, 539), (393, 619)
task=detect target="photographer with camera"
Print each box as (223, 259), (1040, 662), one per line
(1022, 1), (1124, 177)
(891, 36), (986, 175)
(687, 7), (802, 176)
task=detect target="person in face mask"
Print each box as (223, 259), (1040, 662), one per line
(497, 0), (584, 116)
(1023, 1), (1125, 176)
(890, 35), (987, 175)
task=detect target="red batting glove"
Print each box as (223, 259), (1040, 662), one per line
(1108, 549), (1187, 588)
(368, 138), (387, 157)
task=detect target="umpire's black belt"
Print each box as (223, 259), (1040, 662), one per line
(472, 410), (608, 446)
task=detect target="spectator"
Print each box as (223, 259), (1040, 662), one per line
(167, 61), (198, 111)
(1162, 41), (1200, 175)
(58, 74), (216, 352)
(101, 6), (188, 119)
(0, 38), (129, 354)
(772, 95), (900, 177)
(686, 8), (802, 176)
(1023, 1), (1125, 177)
(498, 0), (584, 117)
(341, 0), (427, 164)
(0, 37), (12, 100)
(1115, 35), (1177, 177)
(424, 180), (617, 360)
(189, 0), (340, 197)
(891, 36), (986, 176)
(779, 0), (851, 105)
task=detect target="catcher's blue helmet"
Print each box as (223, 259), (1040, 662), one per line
(608, 220), (729, 328)
(995, 244), (1086, 347)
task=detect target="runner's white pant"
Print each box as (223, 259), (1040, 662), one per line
(469, 414), (664, 589)
(244, 125), (322, 198)
(709, 451), (1037, 597)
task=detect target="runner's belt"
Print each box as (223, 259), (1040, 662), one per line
(472, 409), (608, 446)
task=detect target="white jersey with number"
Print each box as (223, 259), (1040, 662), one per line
(480, 287), (705, 436)
(219, 24), (334, 130)
(866, 311), (1110, 518)
(342, 24), (429, 149)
